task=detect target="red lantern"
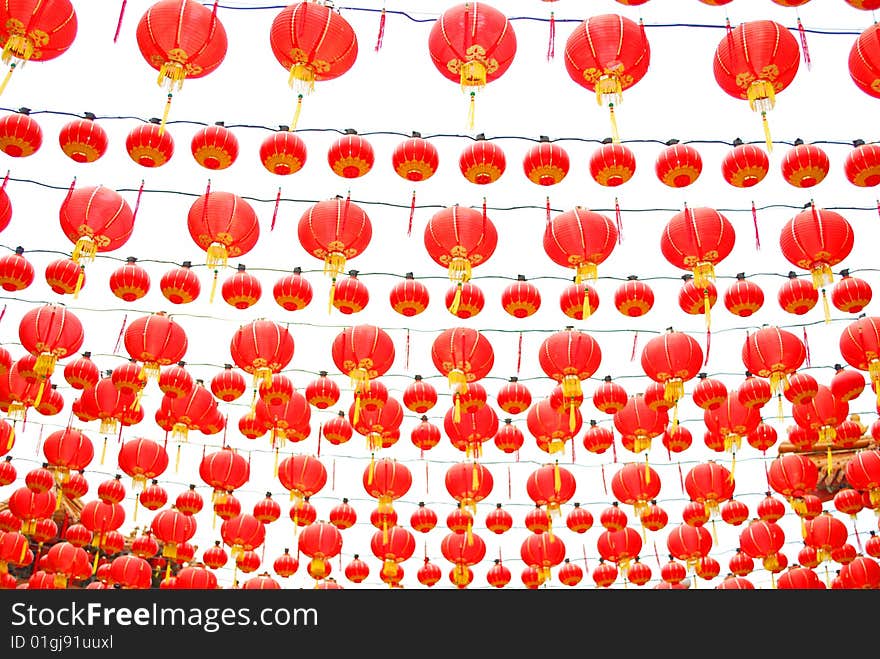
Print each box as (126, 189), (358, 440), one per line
(260, 128), (306, 175)
(493, 419), (524, 454)
(58, 114), (107, 163)
(159, 261), (199, 304)
(704, 391), (762, 454)
(780, 140), (830, 188)
(136, 0), (228, 131)
(220, 513), (266, 559)
(723, 273), (764, 317)
(363, 458), (411, 520)
(583, 421), (615, 454)
(560, 281), (601, 321)
(18, 303), (83, 386)
(328, 130), (374, 179)
(389, 272), (429, 317)
(427, 3), (517, 126)
(767, 453), (819, 514)
(742, 326), (806, 396)
(655, 141), (702, 188)
(424, 205), (497, 314)
(138, 481), (167, 512)
(713, 20), (801, 149)
(277, 454), (327, 504)
(109, 257), (150, 302)
(778, 272), (818, 315)
(402, 375), (437, 414)
(845, 449), (880, 507)
(445, 461), (494, 511)
(843, 140), (880, 187)
(126, 120), (174, 168)
(370, 525), (415, 583)
(60, 185), (135, 263)
(431, 327), (494, 415)
(839, 316), (880, 405)
(218, 264), (261, 310)
(191, 122), (238, 170)
(331, 271), (369, 315)
(230, 318), (294, 387)
(331, 324), (394, 419)
(691, 373), (727, 412)
(684, 461), (735, 520)
(783, 371), (819, 406)
(124, 311), (188, 380)
(42, 428), (93, 483)
(563, 13), (651, 141)
(0, 110), (42, 157)
(538, 328), (602, 427)
(525, 463), (576, 517)
(344, 555), (370, 584)
(209, 363), (245, 403)
(831, 271), (872, 314)
(199, 447), (249, 501)
(500, 275), (541, 318)
(187, 190), (260, 269)
(660, 206), (735, 288)
(666, 523), (713, 571)
(459, 136), (505, 185)
(271, 267), (312, 312)
(0, 247), (33, 292)
(589, 141), (636, 187)
(611, 462), (661, 519)
(543, 207), (618, 284)
(613, 394), (668, 455)
(779, 204), (853, 291)
(639, 329), (703, 413)
(269, 1), (358, 126)
(496, 377), (531, 415)
(831, 364), (866, 403)
(392, 132), (439, 182)
(523, 137), (569, 186)
(592, 375), (628, 415)
(721, 139), (769, 187)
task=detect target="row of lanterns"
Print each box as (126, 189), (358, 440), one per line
(3, 108), (880, 191)
(5, 2), (880, 144)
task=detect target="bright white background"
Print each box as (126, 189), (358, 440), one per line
(1, 0), (880, 589)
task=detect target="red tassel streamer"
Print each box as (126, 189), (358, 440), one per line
(113, 314), (127, 354)
(797, 17), (811, 71)
(582, 545), (588, 572)
(317, 422), (322, 457)
(375, 7), (386, 52)
(678, 462), (685, 494)
(1, 170), (8, 191)
(653, 541), (661, 569)
(516, 331), (523, 375)
(221, 414), (228, 448)
(545, 196), (551, 224)
(332, 458), (336, 492)
(614, 197), (623, 244)
(425, 461), (429, 495)
(802, 327), (811, 367)
(547, 11), (555, 61)
(601, 464), (608, 495)
(64, 177), (76, 205)
(271, 187), (281, 231)
(130, 180), (145, 225)
(704, 329), (711, 366)
(876, 199), (879, 219)
(114, 0), (127, 43)
(630, 331), (638, 361)
(751, 201), (760, 250)
(612, 439), (617, 463)
(405, 329), (411, 371)
(507, 465), (511, 500)
(570, 433), (575, 463)
(0, 303), (5, 325)
(408, 190), (415, 237)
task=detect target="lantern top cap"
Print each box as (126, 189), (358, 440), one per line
(793, 138), (804, 146)
(666, 138), (680, 146)
(411, 131), (421, 138)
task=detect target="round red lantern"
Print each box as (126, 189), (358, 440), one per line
(191, 122), (238, 170)
(230, 318), (294, 387)
(589, 141), (636, 187)
(655, 140), (702, 188)
(831, 271), (872, 314)
(298, 196), (371, 291)
(611, 462), (661, 518)
(392, 132), (439, 182)
(108, 257), (150, 303)
(187, 190), (260, 269)
(459, 136), (505, 185)
(58, 114), (107, 163)
(523, 137), (569, 186)
(117, 436), (170, 488)
(778, 271), (818, 315)
(543, 207), (618, 283)
(563, 13), (650, 141)
(768, 453), (819, 514)
(779, 204), (853, 290)
(199, 447), (249, 501)
(59, 185), (135, 263)
(126, 119), (174, 167)
(639, 329), (702, 412)
(331, 271), (369, 315)
(0, 0), (77, 92)
(328, 130), (374, 179)
(780, 139), (830, 188)
(660, 206), (735, 288)
(613, 393), (668, 455)
(276, 454), (327, 504)
(0, 109), (42, 157)
(431, 327), (494, 410)
(723, 273), (764, 317)
(721, 139), (769, 187)
(136, 0), (228, 130)
(42, 428), (93, 483)
(0, 247), (34, 292)
(18, 303), (83, 385)
(839, 316), (880, 405)
(260, 127), (306, 175)
(495, 377), (531, 416)
(713, 20), (800, 149)
(389, 272), (429, 317)
(297, 521), (342, 581)
(159, 261), (199, 304)
(124, 311), (188, 380)
(844, 139), (880, 187)
(742, 326), (806, 396)
(845, 449), (880, 507)
(500, 275), (541, 318)
(271, 267), (312, 312)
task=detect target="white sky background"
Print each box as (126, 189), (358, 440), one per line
(2, 0), (880, 589)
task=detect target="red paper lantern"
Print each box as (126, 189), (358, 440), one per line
(18, 303), (83, 384)
(0, 247), (34, 292)
(271, 268), (312, 312)
(780, 140), (830, 188)
(583, 421), (615, 454)
(660, 206), (735, 288)
(831, 364), (866, 403)
(199, 446), (249, 501)
(124, 311), (188, 379)
(159, 261), (199, 304)
(742, 326), (806, 396)
(523, 137), (569, 186)
(845, 449), (880, 506)
(392, 132), (439, 182)
(298, 196), (371, 292)
(42, 428), (93, 483)
(388, 272), (429, 317)
(191, 122), (237, 170)
(126, 120), (174, 168)
(58, 114), (108, 163)
(495, 377), (531, 416)
(444, 281), (483, 319)
(427, 2), (517, 125)
(778, 272), (818, 315)
(402, 375), (437, 414)
(109, 257), (150, 302)
(0, 110), (42, 157)
(331, 324), (395, 411)
(639, 329), (703, 410)
(723, 273), (764, 317)
(328, 130), (374, 179)
(678, 276), (717, 322)
(781, 206), (854, 301)
(612, 276), (653, 317)
(655, 141), (702, 188)
(563, 13), (650, 141)
(611, 462), (661, 518)
(613, 394), (668, 455)
(260, 128), (306, 175)
(0, 0), (77, 92)
(831, 271), (872, 313)
(721, 139), (769, 187)
(544, 207), (618, 284)
(60, 185), (135, 263)
(219, 264), (260, 310)
(431, 327), (494, 407)
(843, 140), (880, 187)
(459, 136), (506, 185)
(767, 453), (819, 514)
(500, 275), (541, 318)
(589, 141), (636, 187)
(713, 20), (800, 149)
(229, 318), (294, 387)
(136, 0), (228, 129)
(117, 438), (168, 491)
(187, 190), (260, 269)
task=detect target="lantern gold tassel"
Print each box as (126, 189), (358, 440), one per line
(74, 267), (84, 298)
(273, 447), (279, 478)
(777, 393), (784, 421)
(449, 282), (463, 315)
(72, 236), (97, 263)
(288, 63), (316, 95)
(467, 91), (476, 130)
(159, 92), (173, 135)
(827, 445), (833, 478)
(554, 461), (561, 493)
(291, 94), (303, 131)
(100, 437), (107, 465)
(324, 252), (347, 280)
(693, 262), (715, 289)
(575, 262), (597, 284)
(0, 63), (15, 96)
(582, 285), (591, 320)
(821, 288), (831, 324)
(703, 289), (711, 329)
(608, 103), (620, 144)
(761, 111), (773, 152)
(6, 424), (13, 450)
(1, 34), (33, 64)
(209, 269), (218, 303)
(206, 243), (228, 269)
(33, 379), (45, 409)
(644, 453), (651, 483)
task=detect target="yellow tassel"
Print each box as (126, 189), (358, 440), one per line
(731, 449), (736, 481)
(693, 262), (715, 289)
(165, 562), (171, 581)
(703, 290), (711, 329)
(554, 461), (561, 493)
(288, 63), (316, 94)
(159, 93), (172, 136)
(609, 103), (620, 143)
(206, 243), (228, 269)
(209, 269), (218, 303)
(175, 444), (181, 472)
(353, 393), (361, 425)
(55, 487), (62, 511)
(6, 424), (13, 450)
(74, 268), (84, 298)
(328, 278), (336, 314)
(33, 379), (45, 408)
(368, 453), (375, 485)
(92, 551), (100, 575)
(471, 462), (480, 491)
(569, 403), (576, 432)
(582, 286), (591, 320)
(827, 445), (833, 478)
(0, 63), (15, 96)
(100, 437), (107, 465)
(467, 91), (476, 130)
(291, 94), (303, 131)
(133, 495), (139, 522)
(664, 379), (684, 405)
(273, 448), (279, 478)
(449, 283), (462, 315)
(575, 263), (597, 284)
(777, 394), (783, 421)
(454, 396), (461, 423)
(644, 453), (651, 483)
(761, 111), (772, 152)
(822, 289), (831, 324)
